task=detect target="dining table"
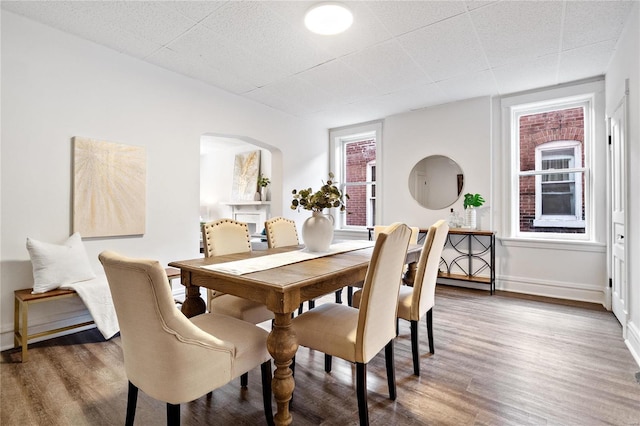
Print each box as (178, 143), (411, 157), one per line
(169, 241), (422, 426)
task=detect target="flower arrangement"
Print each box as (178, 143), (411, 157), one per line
(258, 174), (270, 188)
(463, 193), (485, 209)
(290, 172), (348, 212)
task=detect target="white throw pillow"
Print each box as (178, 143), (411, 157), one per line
(26, 232), (96, 294)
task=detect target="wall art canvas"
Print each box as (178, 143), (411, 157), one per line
(231, 150), (260, 201)
(73, 137), (146, 237)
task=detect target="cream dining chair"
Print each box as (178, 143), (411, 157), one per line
(291, 223), (412, 425)
(98, 251), (274, 426)
(354, 220), (449, 376)
(202, 219), (274, 324)
(264, 216), (343, 313)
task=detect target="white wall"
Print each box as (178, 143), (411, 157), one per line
(605, 2), (640, 365)
(383, 96), (492, 229)
(0, 12), (327, 349)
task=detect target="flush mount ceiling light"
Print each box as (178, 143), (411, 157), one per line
(305, 2), (353, 35)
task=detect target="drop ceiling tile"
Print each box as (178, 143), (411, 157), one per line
(399, 13), (488, 81)
(162, 0), (229, 22)
(71, 1), (198, 46)
(558, 40), (616, 83)
(562, 1), (635, 50)
(464, 1), (501, 12)
(199, 1), (332, 75)
(366, 1), (466, 36)
(147, 47), (256, 94)
(341, 39), (432, 95)
(435, 69), (498, 102)
(244, 85), (308, 117)
(369, 83), (451, 115)
(471, 1), (563, 68)
(296, 60), (378, 104)
(166, 26), (288, 88)
(492, 54), (559, 95)
(257, 76), (336, 113)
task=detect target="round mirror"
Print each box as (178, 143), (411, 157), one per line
(408, 155), (464, 209)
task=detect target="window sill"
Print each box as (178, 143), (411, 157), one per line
(499, 237), (606, 253)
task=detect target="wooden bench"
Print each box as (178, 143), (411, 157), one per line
(14, 288), (94, 362)
(14, 268), (182, 362)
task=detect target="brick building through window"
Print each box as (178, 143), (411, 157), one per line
(344, 139), (376, 227)
(519, 107), (586, 233)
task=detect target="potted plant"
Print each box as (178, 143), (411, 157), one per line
(290, 172), (348, 252)
(463, 193), (485, 229)
(258, 174), (270, 201)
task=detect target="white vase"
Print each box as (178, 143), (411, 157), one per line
(260, 186), (268, 202)
(302, 211), (334, 252)
(464, 207), (477, 229)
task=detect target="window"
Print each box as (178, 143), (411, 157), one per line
(508, 94), (594, 239)
(330, 121), (382, 231)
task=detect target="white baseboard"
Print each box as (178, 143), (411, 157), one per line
(497, 274), (606, 305)
(625, 320), (640, 368)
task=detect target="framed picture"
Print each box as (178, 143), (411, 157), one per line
(72, 137), (146, 237)
(231, 150), (260, 201)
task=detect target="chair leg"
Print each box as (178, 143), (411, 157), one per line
(240, 372), (248, 387)
(356, 362), (369, 425)
(166, 403), (180, 426)
(385, 340), (396, 400)
(298, 303), (303, 315)
(410, 320), (420, 376)
(335, 288), (343, 304)
(347, 286), (353, 307)
(261, 361), (275, 426)
(125, 381), (138, 426)
(324, 354), (332, 373)
(396, 318), (400, 336)
(426, 308), (434, 354)
(308, 299), (315, 309)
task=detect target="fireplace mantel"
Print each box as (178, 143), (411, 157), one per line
(223, 201), (271, 235)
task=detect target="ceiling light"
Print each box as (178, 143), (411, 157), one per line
(305, 3), (353, 35)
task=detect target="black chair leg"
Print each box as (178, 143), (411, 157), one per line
(356, 362), (369, 425)
(396, 318), (400, 336)
(125, 381), (138, 426)
(347, 286), (353, 306)
(335, 288), (343, 304)
(166, 403), (180, 426)
(324, 354), (332, 372)
(240, 372), (248, 387)
(298, 303), (303, 315)
(261, 361), (275, 426)
(410, 320), (420, 376)
(385, 340), (396, 400)
(308, 299), (315, 309)
(426, 308), (434, 354)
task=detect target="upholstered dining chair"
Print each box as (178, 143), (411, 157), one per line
(202, 219), (274, 324)
(291, 223), (411, 425)
(98, 251), (274, 426)
(264, 216), (343, 313)
(354, 220), (449, 376)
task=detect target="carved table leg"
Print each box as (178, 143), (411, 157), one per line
(180, 282), (206, 318)
(403, 261), (417, 286)
(267, 312), (298, 426)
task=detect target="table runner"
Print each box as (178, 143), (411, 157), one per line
(202, 240), (375, 275)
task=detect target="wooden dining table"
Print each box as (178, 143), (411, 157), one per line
(169, 243), (422, 426)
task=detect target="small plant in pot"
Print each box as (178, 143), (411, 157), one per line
(257, 174), (270, 201)
(463, 193), (485, 229)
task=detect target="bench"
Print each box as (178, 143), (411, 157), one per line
(14, 268), (182, 362)
(14, 288), (94, 362)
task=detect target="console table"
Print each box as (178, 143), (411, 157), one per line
(438, 228), (495, 294)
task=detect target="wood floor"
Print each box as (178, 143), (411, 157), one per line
(2, 286), (639, 425)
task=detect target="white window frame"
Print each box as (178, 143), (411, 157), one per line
(532, 140), (585, 228)
(366, 161), (376, 227)
(503, 89), (597, 241)
(329, 121), (382, 231)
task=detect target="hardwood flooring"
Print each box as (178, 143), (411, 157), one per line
(2, 286), (639, 425)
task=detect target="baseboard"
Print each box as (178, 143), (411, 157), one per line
(625, 320), (640, 368)
(497, 274), (606, 305)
